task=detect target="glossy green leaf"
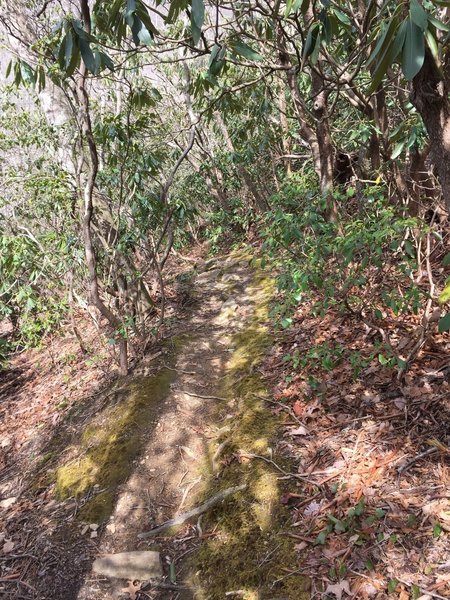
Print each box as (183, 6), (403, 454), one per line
(439, 280), (450, 304)
(191, 0), (204, 44)
(428, 14), (449, 31)
(65, 45), (80, 77)
(322, 14), (332, 44)
(131, 15), (153, 45)
(72, 19), (96, 43)
(438, 313), (450, 332)
(233, 39), (263, 61)
(191, 0), (204, 28)
(285, 0), (305, 17)
(78, 37), (96, 74)
(443, 253), (450, 266)
(20, 61), (36, 85)
(368, 18), (401, 93)
(425, 28), (439, 61)
(410, 0), (428, 31)
(58, 34), (67, 70)
(388, 579), (399, 593)
(402, 18), (425, 80)
(391, 140), (405, 159)
(367, 17), (397, 68)
(99, 52), (114, 71)
(64, 29), (74, 69)
(391, 19), (408, 62)
(136, 8), (159, 36)
(208, 44), (221, 66)
(208, 44), (226, 75)
(302, 22), (320, 61)
(333, 8), (351, 25)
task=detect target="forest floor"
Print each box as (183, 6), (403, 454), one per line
(0, 243), (449, 600)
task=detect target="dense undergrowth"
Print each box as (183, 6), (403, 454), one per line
(236, 178), (449, 381)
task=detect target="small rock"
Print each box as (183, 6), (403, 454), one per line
(0, 497), (17, 509)
(92, 551), (162, 581)
(2, 540), (15, 553)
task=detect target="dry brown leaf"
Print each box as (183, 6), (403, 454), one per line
(293, 400), (304, 417)
(0, 497), (17, 509)
(121, 580), (140, 600)
(2, 540), (15, 553)
(295, 541), (308, 551)
(289, 425), (309, 436)
(324, 580), (351, 600)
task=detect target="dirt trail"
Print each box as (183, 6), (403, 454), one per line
(1, 251), (307, 600)
(75, 253), (267, 599)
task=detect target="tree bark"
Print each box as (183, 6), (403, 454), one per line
(411, 49), (450, 212)
(77, 0), (128, 375)
(214, 112), (267, 213)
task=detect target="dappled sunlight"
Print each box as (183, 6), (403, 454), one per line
(188, 265), (309, 599)
(55, 365), (177, 522)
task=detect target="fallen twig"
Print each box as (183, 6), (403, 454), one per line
(163, 365), (198, 375)
(238, 452), (320, 486)
(138, 484), (246, 538)
(173, 388), (227, 401)
(397, 447), (438, 474)
(141, 580), (192, 591)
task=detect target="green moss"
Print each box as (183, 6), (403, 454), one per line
(189, 265), (310, 599)
(79, 491), (114, 523)
(37, 451), (53, 466)
(55, 355), (179, 522)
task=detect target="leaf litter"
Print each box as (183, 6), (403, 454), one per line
(260, 272), (450, 599)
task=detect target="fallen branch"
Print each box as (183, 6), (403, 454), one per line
(238, 452), (320, 486)
(138, 484), (246, 539)
(397, 447), (438, 474)
(174, 389), (227, 401)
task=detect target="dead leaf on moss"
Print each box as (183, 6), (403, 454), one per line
(293, 400), (304, 416)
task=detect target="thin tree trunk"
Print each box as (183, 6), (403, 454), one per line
(214, 112), (267, 213)
(77, 0), (128, 375)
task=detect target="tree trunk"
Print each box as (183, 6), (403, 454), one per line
(213, 112), (267, 213)
(411, 49), (450, 212)
(77, 0), (128, 375)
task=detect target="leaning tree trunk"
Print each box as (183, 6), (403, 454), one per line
(78, 0), (128, 375)
(411, 49), (450, 213)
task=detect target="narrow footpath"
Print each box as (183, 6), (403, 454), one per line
(73, 252), (308, 600)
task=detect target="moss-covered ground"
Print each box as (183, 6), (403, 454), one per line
(189, 266), (310, 600)
(53, 338), (183, 523)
